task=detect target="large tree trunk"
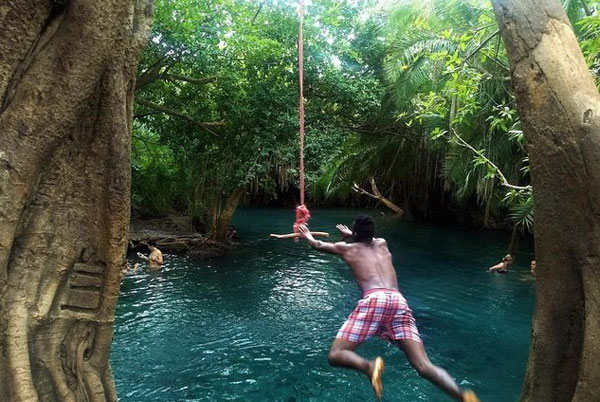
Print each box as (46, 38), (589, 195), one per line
(0, 1), (152, 401)
(491, 1), (600, 401)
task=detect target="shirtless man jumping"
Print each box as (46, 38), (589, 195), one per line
(297, 215), (479, 401)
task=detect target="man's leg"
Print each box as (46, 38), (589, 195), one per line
(328, 338), (370, 375)
(395, 339), (463, 401)
(328, 338), (385, 399)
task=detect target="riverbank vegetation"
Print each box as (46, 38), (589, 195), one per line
(132, 0), (599, 243)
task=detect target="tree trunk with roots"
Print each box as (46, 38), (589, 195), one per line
(491, 1), (600, 401)
(0, 1), (152, 401)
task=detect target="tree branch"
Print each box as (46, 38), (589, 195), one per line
(479, 50), (510, 72)
(252, 2), (264, 25)
(133, 111), (160, 119)
(463, 30), (500, 64)
(450, 128), (532, 192)
(166, 74), (216, 85)
(352, 178), (404, 215)
(342, 125), (418, 142)
(136, 98), (224, 136)
(581, 0), (592, 16)
(132, 135), (161, 146)
(135, 56), (171, 90)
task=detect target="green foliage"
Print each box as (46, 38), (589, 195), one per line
(315, 0), (598, 230)
(131, 0), (599, 234)
(132, 0), (383, 219)
(505, 191), (534, 233)
(131, 127), (179, 216)
(316, 0), (525, 224)
(577, 12), (600, 86)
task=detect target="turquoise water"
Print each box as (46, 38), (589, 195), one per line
(112, 208), (535, 401)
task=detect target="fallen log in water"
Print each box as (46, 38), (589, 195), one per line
(130, 232), (206, 253)
(129, 230), (207, 252)
(129, 216), (236, 258)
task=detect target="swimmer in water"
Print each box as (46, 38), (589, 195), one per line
(138, 241), (163, 269)
(487, 254), (513, 273)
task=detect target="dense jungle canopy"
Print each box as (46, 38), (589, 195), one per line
(132, 0), (600, 238)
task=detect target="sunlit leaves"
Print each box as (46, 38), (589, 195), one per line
(133, 0), (385, 216)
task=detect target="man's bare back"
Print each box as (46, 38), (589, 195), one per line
(297, 223), (398, 292)
(339, 238), (399, 293)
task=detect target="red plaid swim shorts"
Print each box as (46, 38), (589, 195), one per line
(336, 288), (422, 344)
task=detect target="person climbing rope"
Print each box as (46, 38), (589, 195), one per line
(297, 216), (480, 401)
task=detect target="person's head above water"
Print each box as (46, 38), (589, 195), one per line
(502, 254), (514, 263)
(147, 240), (157, 250)
(352, 215), (375, 243)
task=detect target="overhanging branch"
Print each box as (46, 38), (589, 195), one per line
(135, 57), (216, 90)
(451, 128), (532, 192)
(136, 98), (224, 136)
(463, 30), (500, 64)
(252, 1), (264, 25)
(352, 178), (404, 215)
(166, 74), (216, 85)
(581, 0), (592, 16)
(135, 56), (172, 90)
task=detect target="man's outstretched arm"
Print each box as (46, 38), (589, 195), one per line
(487, 263), (503, 272)
(298, 224), (346, 255)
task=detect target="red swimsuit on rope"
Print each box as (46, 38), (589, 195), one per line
(293, 204), (311, 234)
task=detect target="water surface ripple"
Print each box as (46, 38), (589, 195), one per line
(112, 208), (534, 402)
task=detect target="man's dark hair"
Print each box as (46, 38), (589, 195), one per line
(352, 215), (375, 243)
(147, 240), (156, 247)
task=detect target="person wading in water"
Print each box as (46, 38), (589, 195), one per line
(137, 241), (164, 270)
(487, 254), (514, 273)
(297, 216), (479, 401)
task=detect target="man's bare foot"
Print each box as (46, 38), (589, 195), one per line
(369, 357), (385, 400)
(462, 390), (480, 402)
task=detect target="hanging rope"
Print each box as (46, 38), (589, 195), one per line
(298, 0), (305, 206)
(291, 0), (309, 240)
(269, 0), (328, 240)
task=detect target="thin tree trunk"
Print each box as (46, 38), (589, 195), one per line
(491, 1), (600, 401)
(211, 187), (245, 241)
(507, 224), (520, 255)
(0, 1), (152, 401)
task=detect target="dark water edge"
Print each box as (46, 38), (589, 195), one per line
(112, 207), (535, 402)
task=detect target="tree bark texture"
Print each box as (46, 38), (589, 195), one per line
(0, 1), (152, 401)
(491, 1), (600, 401)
